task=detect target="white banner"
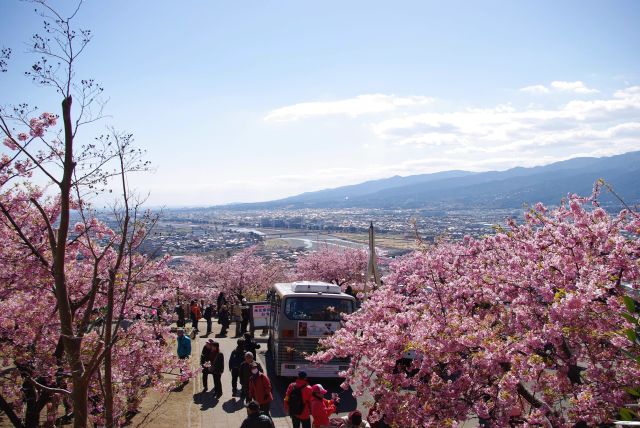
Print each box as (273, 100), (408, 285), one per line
(297, 321), (339, 338)
(251, 304), (271, 328)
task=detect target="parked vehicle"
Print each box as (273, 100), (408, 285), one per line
(266, 281), (355, 378)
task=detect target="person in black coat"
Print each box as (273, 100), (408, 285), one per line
(218, 304), (231, 336)
(239, 352), (263, 402)
(203, 303), (214, 336)
(229, 338), (246, 395)
(243, 332), (261, 359)
(174, 303), (185, 327)
(201, 340), (224, 397)
(240, 401), (274, 428)
(241, 298), (250, 334)
(216, 292), (227, 316)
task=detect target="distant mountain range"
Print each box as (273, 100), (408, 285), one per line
(223, 151), (640, 210)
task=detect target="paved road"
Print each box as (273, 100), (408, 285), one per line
(131, 319), (364, 428)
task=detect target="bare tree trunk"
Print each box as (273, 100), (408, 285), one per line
(52, 96), (89, 428)
(104, 350), (114, 427)
(23, 379), (42, 428)
(0, 394), (25, 428)
(71, 381), (89, 428)
(104, 276), (115, 428)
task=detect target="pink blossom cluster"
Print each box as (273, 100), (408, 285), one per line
(0, 183), (190, 426)
(28, 112), (57, 138)
(294, 245), (370, 291)
(1, 112), (57, 152)
(311, 197), (640, 427)
(183, 246), (288, 301)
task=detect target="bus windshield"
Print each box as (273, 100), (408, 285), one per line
(284, 297), (354, 321)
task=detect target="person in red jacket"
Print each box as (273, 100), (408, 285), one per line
(284, 371), (313, 428)
(309, 384), (336, 428)
(190, 300), (202, 333)
(248, 362), (273, 414)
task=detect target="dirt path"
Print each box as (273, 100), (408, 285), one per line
(128, 319), (365, 428)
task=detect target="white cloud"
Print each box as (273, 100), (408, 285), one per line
(520, 80), (599, 95)
(372, 86), (640, 159)
(264, 94), (433, 122)
(520, 84), (550, 94)
(550, 80), (599, 94)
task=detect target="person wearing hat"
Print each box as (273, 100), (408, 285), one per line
(309, 384), (336, 428)
(339, 410), (371, 428)
(239, 352), (263, 402)
(240, 400), (275, 428)
(284, 371), (313, 428)
(248, 361), (273, 414)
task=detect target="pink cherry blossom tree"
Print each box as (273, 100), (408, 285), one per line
(311, 195), (640, 427)
(184, 246), (288, 302)
(0, 2), (187, 427)
(294, 245), (369, 290)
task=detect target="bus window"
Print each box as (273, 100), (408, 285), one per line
(284, 297), (354, 321)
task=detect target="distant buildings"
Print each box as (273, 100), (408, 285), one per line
(108, 206), (519, 261)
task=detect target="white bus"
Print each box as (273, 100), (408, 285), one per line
(267, 281), (356, 378)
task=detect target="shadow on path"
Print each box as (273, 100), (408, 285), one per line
(222, 398), (246, 414)
(193, 391), (219, 411)
(170, 380), (189, 393)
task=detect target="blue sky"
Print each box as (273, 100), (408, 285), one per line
(1, 0), (639, 206)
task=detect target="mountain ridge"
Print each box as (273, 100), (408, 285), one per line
(220, 151), (640, 210)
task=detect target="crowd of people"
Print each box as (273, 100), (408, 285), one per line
(174, 292), (382, 428)
(239, 370), (376, 428)
(174, 292), (259, 339)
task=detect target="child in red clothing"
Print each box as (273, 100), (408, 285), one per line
(309, 384), (336, 428)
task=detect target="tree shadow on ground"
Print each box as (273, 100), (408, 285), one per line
(222, 398), (245, 413)
(170, 380), (189, 393)
(192, 391), (219, 411)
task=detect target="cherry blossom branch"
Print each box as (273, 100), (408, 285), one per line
(27, 377), (71, 395)
(0, 201), (50, 269)
(30, 197), (58, 255)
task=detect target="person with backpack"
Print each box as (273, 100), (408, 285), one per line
(240, 400), (275, 428)
(284, 371), (313, 428)
(248, 362), (273, 414)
